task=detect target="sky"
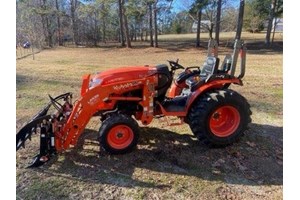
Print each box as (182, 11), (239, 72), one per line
(172, 0), (193, 12)
(171, 0), (240, 13)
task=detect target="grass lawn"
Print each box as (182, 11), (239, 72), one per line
(16, 32), (283, 200)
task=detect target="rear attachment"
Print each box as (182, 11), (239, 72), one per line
(16, 93), (73, 168)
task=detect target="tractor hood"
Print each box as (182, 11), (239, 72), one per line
(81, 66), (157, 96)
(96, 66), (157, 85)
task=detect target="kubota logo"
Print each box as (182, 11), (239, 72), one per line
(88, 94), (100, 105)
(113, 81), (141, 91)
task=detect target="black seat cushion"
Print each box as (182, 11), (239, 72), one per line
(175, 70), (200, 85)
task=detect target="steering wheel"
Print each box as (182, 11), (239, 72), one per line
(168, 59), (185, 71)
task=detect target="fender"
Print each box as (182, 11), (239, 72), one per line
(186, 78), (243, 111)
(168, 69), (199, 98)
(168, 82), (186, 98)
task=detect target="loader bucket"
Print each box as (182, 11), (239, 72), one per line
(16, 114), (51, 151)
(16, 92), (73, 168)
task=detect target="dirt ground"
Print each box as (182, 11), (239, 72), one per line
(16, 33), (283, 200)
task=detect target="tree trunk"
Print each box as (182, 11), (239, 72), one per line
(134, 21), (137, 41)
(31, 44), (35, 60)
(154, 1), (158, 48)
(123, 17), (131, 48)
(118, 0), (125, 46)
(141, 26), (144, 41)
(131, 26), (134, 41)
(102, 3), (106, 43)
(103, 19), (106, 43)
(209, 23), (214, 39)
(271, 17), (277, 44)
(71, 0), (79, 45)
(46, 18), (53, 47)
(215, 0), (222, 44)
(145, 30), (148, 41)
(42, 0), (53, 47)
(140, 21), (144, 41)
(41, 15), (47, 46)
(55, 0), (63, 46)
(122, 0), (131, 48)
(94, 13), (97, 46)
(196, 9), (202, 47)
(41, 0), (52, 47)
(149, 3), (154, 47)
(236, 0), (245, 40)
(265, 0), (276, 46)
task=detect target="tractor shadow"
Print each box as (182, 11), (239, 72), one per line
(43, 123), (282, 189)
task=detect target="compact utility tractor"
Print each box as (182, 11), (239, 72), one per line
(16, 39), (251, 167)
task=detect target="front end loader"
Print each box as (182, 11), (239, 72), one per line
(16, 39), (251, 167)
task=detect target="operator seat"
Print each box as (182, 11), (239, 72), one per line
(186, 56), (220, 92)
(200, 56), (219, 77)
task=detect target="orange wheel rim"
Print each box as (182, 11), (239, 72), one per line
(209, 106), (241, 137)
(107, 125), (134, 149)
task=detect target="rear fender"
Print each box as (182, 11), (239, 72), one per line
(186, 78), (243, 112)
(168, 69), (199, 98)
(168, 82), (185, 98)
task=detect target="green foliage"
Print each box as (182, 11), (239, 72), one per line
(16, 0), (45, 47)
(274, 0), (283, 18)
(17, 0), (279, 46)
(126, 0), (147, 18)
(174, 23), (182, 34)
(189, 0), (210, 15)
(169, 11), (193, 34)
(244, 0), (268, 32)
(221, 6), (238, 32)
(244, 0), (282, 33)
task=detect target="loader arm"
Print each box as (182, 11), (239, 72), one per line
(54, 74), (158, 151)
(17, 68), (158, 167)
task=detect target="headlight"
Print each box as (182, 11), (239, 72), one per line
(89, 78), (103, 89)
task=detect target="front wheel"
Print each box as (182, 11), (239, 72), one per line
(188, 89), (251, 146)
(99, 114), (139, 154)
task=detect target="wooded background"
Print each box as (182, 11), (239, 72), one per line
(16, 0), (282, 50)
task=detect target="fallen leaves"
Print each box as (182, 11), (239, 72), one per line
(246, 141), (257, 148)
(217, 186), (239, 200)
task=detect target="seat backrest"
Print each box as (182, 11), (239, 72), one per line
(219, 54), (232, 73)
(200, 56), (219, 77)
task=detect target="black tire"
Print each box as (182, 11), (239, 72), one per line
(188, 89), (252, 146)
(99, 114), (139, 154)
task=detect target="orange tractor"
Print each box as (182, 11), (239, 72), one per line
(16, 39), (251, 167)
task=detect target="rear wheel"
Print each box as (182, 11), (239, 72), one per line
(188, 89), (251, 146)
(99, 114), (139, 154)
